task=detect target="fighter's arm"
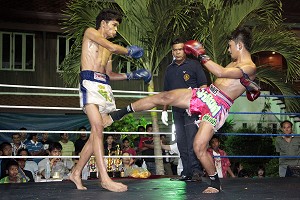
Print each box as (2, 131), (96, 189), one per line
(105, 55), (127, 81)
(84, 27), (128, 55)
(203, 60), (256, 79)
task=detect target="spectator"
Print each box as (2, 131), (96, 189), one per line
(121, 152), (138, 177)
(161, 142), (183, 176)
(16, 158), (34, 182)
(104, 134), (118, 155)
(207, 136), (235, 178)
(122, 137), (136, 156)
(25, 133), (45, 164)
(11, 133), (26, 156)
(74, 126), (89, 156)
(133, 125), (146, 167)
(38, 142), (74, 179)
(0, 159), (28, 183)
(233, 162), (249, 178)
(17, 148), (38, 179)
(139, 124), (155, 175)
(275, 120), (300, 177)
(19, 127), (28, 144)
(39, 132), (52, 155)
(160, 134), (173, 175)
(0, 142), (13, 179)
(59, 133), (75, 160)
(253, 165), (266, 178)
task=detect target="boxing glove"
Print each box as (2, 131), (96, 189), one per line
(183, 40), (206, 58)
(127, 45), (144, 59)
(126, 69), (152, 84)
(161, 111), (168, 126)
(240, 72), (261, 101)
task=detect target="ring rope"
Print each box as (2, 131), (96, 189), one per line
(0, 130), (175, 135)
(0, 155), (180, 159)
(2, 155), (300, 159)
(0, 104), (299, 116)
(1, 84), (300, 98)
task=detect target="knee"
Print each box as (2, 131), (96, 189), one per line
(193, 141), (207, 159)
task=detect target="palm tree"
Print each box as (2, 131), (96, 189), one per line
(191, 0), (300, 112)
(60, 0), (194, 175)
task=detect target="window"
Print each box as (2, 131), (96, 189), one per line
(0, 32), (35, 71)
(57, 36), (75, 72)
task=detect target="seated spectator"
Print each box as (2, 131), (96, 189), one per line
(122, 137), (136, 156)
(38, 142), (74, 180)
(74, 126), (89, 156)
(0, 142), (13, 179)
(207, 136), (235, 178)
(275, 120), (300, 177)
(19, 127), (28, 145)
(26, 133), (45, 164)
(59, 133), (75, 161)
(17, 148), (38, 179)
(233, 162), (249, 178)
(104, 134), (118, 155)
(39, 132), (52, 155)
(138, 124), (156, 175)
(16, 158), (34, 182)
(11, 133), (26, 156)
(160, 134), (173, 175)
(161, 142), (182, 176)
(0, 159), (28, 183)
(253, 165), (266, 178)
(122, 152), (138, 176)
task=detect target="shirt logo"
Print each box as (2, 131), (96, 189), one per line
(184, 74), (190, 81)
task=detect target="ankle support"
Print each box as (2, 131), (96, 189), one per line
(209, 173), (221, 191)
(110, 104), (135, 121)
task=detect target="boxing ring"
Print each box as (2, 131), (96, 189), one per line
(0, 84), (300, 200)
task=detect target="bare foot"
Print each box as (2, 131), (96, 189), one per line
(69, 172), (87, 190)
(101, 180), (128, 192)
(202, 187), (220, 193)
(103, 115), (113, 128)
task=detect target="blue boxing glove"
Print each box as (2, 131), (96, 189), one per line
(126, 69), (152, 84)
(127, 45), (144, 59)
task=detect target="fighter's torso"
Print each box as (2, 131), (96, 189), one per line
(81, 36), (112, 73)
(214, 61), (256, 100)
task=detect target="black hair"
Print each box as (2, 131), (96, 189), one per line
(19, 127), (27, 130)
(0, 142), (12, 151)
(209, 135), (220, 145)
(17, 148), (31, 156)
(146, 124), (152, 131)
(95, 8), (122, 30)
(78, 126), (87, 131)
(171, 37), (186, 46)
(137, 125), (145, 132)
(122, 137), (129, 143)
(280, 120), (293, 128)
(28, 133), (37, 140)
(12, 133), (20, 138)
(6, 159), (19, 170)
(229, 27), (252, 51)
(48, 142), (62, 152)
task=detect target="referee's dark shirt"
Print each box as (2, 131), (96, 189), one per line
(163, 58), (207, 112)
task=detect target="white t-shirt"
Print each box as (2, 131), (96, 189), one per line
(213, 150), (223, 178)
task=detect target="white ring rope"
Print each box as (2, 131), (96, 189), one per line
(0, 84), (159, 95)
(0, 155), (179, 159)
(0, 130), (175, 135)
